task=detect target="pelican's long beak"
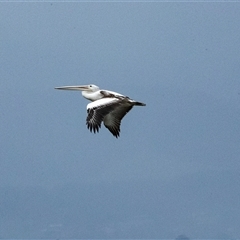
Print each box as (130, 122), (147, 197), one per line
(54, 85), (89, 91)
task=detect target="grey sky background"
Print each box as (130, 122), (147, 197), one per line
(1, 3), (240, 239)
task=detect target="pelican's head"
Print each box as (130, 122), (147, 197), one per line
(55, 84), (99, 92)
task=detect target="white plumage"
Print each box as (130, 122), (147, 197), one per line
(55, 84), (146, 138)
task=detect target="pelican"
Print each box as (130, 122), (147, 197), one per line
(55, 84), (146, 138)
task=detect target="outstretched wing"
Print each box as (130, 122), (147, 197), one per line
(86, 98), (122, 134)
(103, 104), (133, 138)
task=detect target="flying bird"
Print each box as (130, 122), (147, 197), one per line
(55, 84), (146, 138)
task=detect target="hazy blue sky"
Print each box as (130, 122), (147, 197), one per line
(1, 2), (240, 239)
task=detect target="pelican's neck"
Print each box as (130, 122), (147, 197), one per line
(82, 90), (102, 101)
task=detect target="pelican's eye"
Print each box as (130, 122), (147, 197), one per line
(89, 85), (92, 87)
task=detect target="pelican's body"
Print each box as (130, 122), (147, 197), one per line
(55, 84), (146, 138)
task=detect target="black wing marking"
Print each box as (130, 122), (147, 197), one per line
(100, 90), (116, 98)
(86, 99), (122, 134)
(100, 90), (127, 100)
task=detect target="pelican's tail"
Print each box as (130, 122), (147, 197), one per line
(134, 101), (146, 106)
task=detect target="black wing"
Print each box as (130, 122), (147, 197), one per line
(86, 98), (122, 134)
(103, 104), (133, 138)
